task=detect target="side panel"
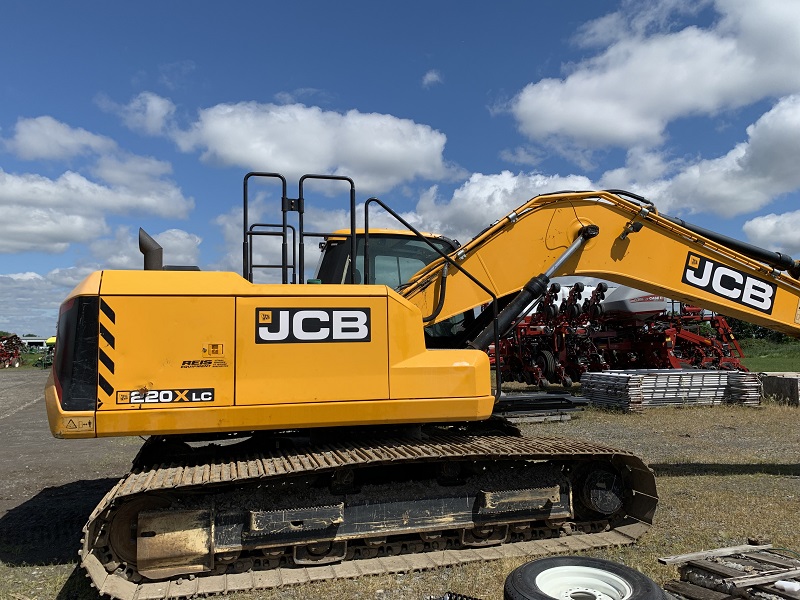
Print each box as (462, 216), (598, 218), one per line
(49, 273), (493, 437)
(386, 293), (492, 402)
(95, 296), (235, 411)
(235, 295), (389, 404)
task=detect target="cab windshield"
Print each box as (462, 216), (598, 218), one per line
(315, 234), (455, 288)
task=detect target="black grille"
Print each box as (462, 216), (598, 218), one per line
(54, 296), (99, 411)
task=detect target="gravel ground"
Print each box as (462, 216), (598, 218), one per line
(1, 369), (798, 600)
(0, 370), (140, 569)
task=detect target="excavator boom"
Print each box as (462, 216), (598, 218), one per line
(400, 190), (800, 339)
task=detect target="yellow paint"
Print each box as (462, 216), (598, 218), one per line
(93, 395), (494, 437)
(46, 272), (492, 438)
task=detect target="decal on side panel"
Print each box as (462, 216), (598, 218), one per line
(117, 388), (215, 404)
(255, 308), (371, 343)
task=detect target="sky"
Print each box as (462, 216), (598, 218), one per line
(3, 0), (800, 336)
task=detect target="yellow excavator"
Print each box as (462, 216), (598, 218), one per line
(45, 172), (800, 598)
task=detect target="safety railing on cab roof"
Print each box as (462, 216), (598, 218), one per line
(242, 172), (358, 284)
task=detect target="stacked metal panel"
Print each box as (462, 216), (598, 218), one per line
(580, 369), (762, 411)
(726, 371), (764, 405)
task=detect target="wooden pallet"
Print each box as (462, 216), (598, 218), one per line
(659, 543), (800, 600)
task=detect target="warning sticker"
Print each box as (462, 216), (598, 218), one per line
(63, 417), (94, 432)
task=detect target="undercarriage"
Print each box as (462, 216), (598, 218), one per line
(81, 425), (657, 599)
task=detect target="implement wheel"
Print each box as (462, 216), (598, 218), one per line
(504, 556), (664, 600)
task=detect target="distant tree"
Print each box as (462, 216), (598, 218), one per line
(0, 330), (11, 337)
(23, 333), (38, 337)
(727, 317), (791, 343)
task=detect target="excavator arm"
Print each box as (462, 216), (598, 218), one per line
(399, 190), (800, 343)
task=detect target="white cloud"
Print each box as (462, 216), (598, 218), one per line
(97, 91), (176, 135)
(598, 147), (671, 192)
(173, 101), (462, 194)
(509, 0), (800, 152)
(6, 272), (43, 282)
(743, 211), (800, 256)
(415, 171), (595, 243)
(0, 164), (193, 253)
(0, 115), (193, 253)
(46, 265), (100, 289)
(211, 202), (249, 274)
(89, 155), (193, 218)
(575, 0), (706, 47)
(422, 70), (443, 88)
(155, 228), (202, 266)
(0, 201), (107, 253)
(614, 95), (800, 216)
(89, 228), (143, 269)
(3, 116), (116, 160)
(0, 272), (63, 336)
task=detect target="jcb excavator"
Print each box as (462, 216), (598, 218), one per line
(46, 172), (800, 598)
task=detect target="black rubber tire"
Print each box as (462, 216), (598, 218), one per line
(504, 556), (665, 600)
(535, 350), (556, 379)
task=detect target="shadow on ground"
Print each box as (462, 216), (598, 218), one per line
(651, 462), (800, 477)
(0, 477), (118, 565)
(55, 565), (97, 599)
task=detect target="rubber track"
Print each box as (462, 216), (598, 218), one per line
(81, 434), (656, 599)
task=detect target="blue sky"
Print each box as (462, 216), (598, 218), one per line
(3, 0), (800, 336)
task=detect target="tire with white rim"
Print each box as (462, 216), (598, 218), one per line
(504, 556), (664, 600)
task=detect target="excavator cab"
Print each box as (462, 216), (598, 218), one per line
(313, 230), (477, 347)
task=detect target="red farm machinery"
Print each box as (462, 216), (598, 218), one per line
(488, 283), (747, 388)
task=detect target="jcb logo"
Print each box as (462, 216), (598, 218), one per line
(256, 308), (371, 343)
(682, 254), (775, 314)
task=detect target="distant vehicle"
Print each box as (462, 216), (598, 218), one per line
(0, 335), (22, 368)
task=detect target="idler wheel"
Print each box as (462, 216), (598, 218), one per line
(107, 495), (172, 567)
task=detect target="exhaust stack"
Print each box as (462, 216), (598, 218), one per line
(138, 228), (163, 271)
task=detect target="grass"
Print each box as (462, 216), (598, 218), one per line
(739, 338), (800, 372)
(11, 351), (51, 370)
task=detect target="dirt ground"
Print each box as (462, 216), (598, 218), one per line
(0, 368), (798, 600)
